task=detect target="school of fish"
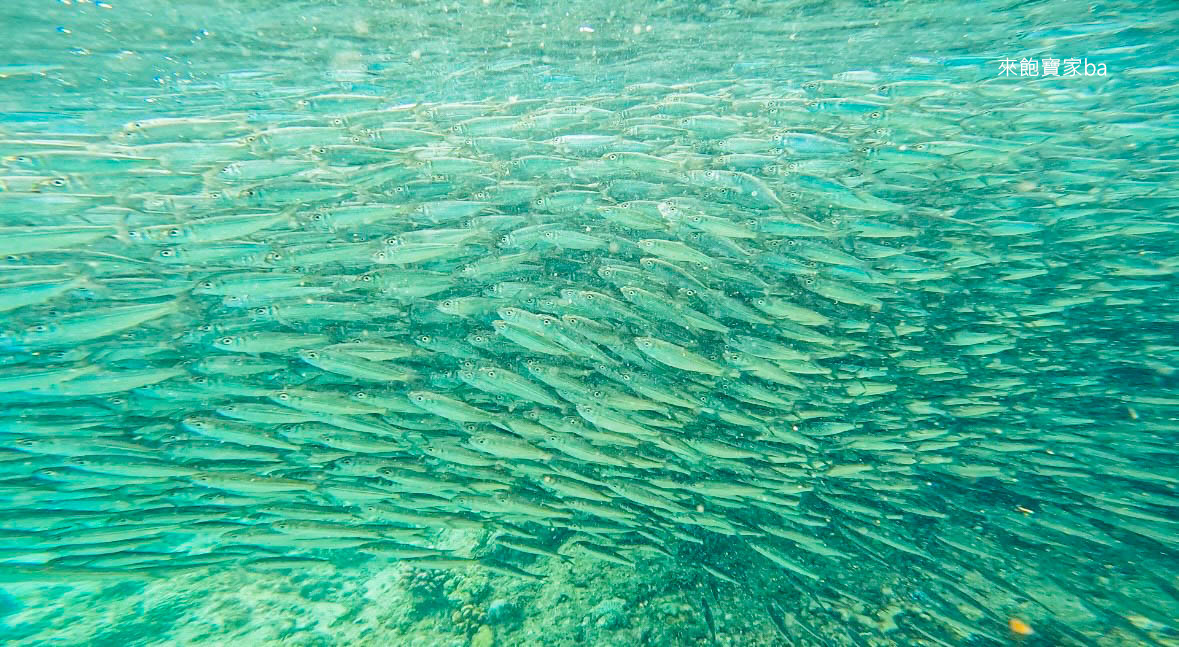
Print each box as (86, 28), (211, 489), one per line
(1, 1), (1179, 645)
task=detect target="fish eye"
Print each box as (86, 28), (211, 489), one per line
(915, 143), (927, 150)
(50, 178), (66, 187)
(199, 281), (214, 289)
(167, 228), (182, 237)
(607, 153), (618, 160)
(413, 394), (425, 402)
(209, 191), (222, 199)
(361, 274), (373, 282)
(218, 336), (234, 345)
(159, 248), (175, 257)
(373, 251), (387, 261)
(245, 135), (257, 143)
(304, 351), (318, 359)
(277, 392), (290, 400)
(354, 391), (368, 399)
(32, 324), (48, 333)
(419, 335), (431, 343)
(803, 277), (815, 286)
(870, 111), (882, 119)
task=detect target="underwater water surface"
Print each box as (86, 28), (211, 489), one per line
(0, 0), (1177, 645)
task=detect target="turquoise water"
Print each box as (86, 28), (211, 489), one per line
(1, 1), (1177, 645)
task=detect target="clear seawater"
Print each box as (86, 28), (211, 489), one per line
(0, 1), (1177, 646)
